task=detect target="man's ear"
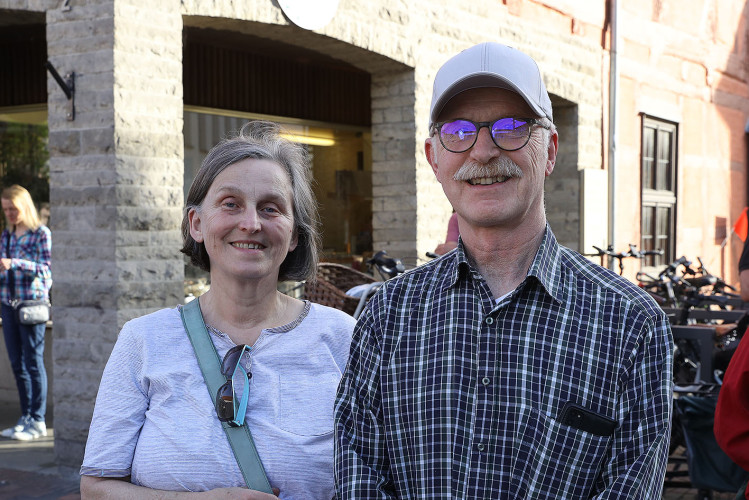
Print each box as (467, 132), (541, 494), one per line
(188, 208), (204, 243)
(545, 130), (559, 177)
(425, 137), (440, 179)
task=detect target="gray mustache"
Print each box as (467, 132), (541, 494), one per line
(453, 158), (523, 182)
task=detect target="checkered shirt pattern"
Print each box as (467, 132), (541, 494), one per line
(335, 227), (673, 499)
(0, 227), (52, 304)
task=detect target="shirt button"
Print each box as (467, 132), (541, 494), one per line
(476, 443), (485, 451)
(485, 317), (494, 325)
(482, 377), (490, 386)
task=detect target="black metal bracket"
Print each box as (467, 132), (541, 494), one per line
(45, 60), (75, 121)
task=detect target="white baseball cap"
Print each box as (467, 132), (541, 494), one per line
(429, 42), (553, 127)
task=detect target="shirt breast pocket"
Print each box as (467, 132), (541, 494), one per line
(276, 372), (339, 436)
(510, 405), (613, 496)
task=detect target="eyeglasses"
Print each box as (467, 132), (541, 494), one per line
(432, 117), (550, 153)
(215, 344), (252, 427)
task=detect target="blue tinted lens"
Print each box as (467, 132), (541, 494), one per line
(441, 120), (477, 145)
(491, 118), (532, 150)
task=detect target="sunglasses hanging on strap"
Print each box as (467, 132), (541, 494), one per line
(180, 298), (273, 494)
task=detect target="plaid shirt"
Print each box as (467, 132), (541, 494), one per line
(0, 227), (52, 304)
(335, 227), (673, 499)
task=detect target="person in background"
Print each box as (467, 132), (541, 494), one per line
(0, 185), (52, 441)
(335, 42), (673, 498)
(433, 211), (459, 255)
(714, 241), (749, 500)
(739, 236), (749, 302)
(80, 121), (355, 499)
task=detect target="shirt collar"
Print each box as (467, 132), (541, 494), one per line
(526, 225), (565, 304)
(448, 224), (565, 304)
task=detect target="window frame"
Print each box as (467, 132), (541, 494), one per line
(640, 115), (678, 268)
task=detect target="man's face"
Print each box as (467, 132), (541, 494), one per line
(425, 87), (558, 233)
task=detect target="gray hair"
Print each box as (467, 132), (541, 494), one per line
(537, 117), (556, 149)
(181, 120), (320, 282)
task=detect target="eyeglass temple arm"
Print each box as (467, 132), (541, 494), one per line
(232, 363), (250, 425)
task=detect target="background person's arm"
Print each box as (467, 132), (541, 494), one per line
(714, 334), (749, 470)
(80, 476), (278, 499)
(740, 269), (749, 302)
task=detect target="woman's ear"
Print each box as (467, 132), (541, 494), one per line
(288, 228), (299, 253)
(188, 208), (204, 243)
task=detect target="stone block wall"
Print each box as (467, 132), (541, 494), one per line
(45, 0), (184, 466)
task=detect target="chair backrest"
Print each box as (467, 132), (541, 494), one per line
(302, 263), (377, 316)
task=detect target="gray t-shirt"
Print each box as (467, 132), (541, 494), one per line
(81, 301), (355, 499)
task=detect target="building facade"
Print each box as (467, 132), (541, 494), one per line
(0, 0), (747, 468)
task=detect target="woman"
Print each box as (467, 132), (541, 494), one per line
(80, 121), (356, 499)
(0, 185), (52, 441)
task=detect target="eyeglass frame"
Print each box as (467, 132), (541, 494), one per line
(215, 344), (252, 427)
(430, 117), (551, 153)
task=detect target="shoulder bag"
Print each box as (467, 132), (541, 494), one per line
(180, 298), (273, 494)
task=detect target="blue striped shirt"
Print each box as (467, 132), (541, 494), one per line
(0, 227), (52, 304)
(335, 227), (673, 499)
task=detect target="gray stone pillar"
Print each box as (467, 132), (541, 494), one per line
(371, 71), (418, 262)
(46, 0), (184, 467)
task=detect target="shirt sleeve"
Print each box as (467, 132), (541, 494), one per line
(592, 309), (674, 499)
(80, 322), (149, 478)
(334, 301), (397, 499)
(12, 227), (51, 281)
(714, 334), (749, 470)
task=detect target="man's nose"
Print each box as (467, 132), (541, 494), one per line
(469, 126), (501, 163)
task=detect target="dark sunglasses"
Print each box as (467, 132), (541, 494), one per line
(215, 344), (252, 427)
(432, 117), (550, 153)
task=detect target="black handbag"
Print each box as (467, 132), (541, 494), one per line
(5, 231), (50, 325)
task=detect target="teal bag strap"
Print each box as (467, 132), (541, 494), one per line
(180, 298), (274, 494)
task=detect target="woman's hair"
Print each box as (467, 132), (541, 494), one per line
(181, 120), (320, 282)
(1, 185), (41, 231)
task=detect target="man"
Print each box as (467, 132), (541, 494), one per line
(335, 42), (673, 499)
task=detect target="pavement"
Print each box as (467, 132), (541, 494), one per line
(0, 405), (80, 500)
(0, 403), (741, 500)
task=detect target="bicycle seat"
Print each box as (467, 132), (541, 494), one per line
(684, 276), (717, 288)
(369, 251), (406, 279)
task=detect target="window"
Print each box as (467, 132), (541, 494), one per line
(641, 116), (677, 267)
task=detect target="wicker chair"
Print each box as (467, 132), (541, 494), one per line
(303, 263), (378, 316)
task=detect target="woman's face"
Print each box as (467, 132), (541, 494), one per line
(1, 198), (21, 227)
(189, 159), (298, 284)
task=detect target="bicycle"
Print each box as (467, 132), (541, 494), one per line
(584, 244), (663, 275)
(342, 251), (408, 318)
